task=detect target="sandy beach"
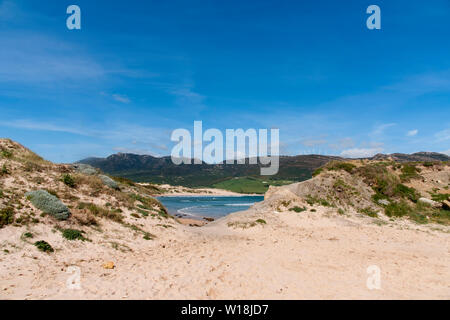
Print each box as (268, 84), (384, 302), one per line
(1, 139), (449, 300)
(1, 200), (449, 300)
(152, 184), (257, 197)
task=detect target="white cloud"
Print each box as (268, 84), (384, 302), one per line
(340, 147), (383, 158)
(442, 150), (450, 156)
(407, 129), (418, 137)
(112, 94), (131, 104)
(371, 123), (396, 136)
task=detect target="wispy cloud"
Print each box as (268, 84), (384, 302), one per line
(340, 147), (383, 158)
(371, 123), (396, 136)
(0, 119), (89, 136)
(407, 129), (418, 137)
(0, 32), (105, 84)
(112, 94), (131, 104)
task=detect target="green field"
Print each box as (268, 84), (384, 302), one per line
(213, 177), (293, 194)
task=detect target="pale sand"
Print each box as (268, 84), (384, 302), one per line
(152, 184), (257, 197)
(1, 201), (449, 300)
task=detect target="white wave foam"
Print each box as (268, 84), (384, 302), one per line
(224, 203), (255, 207)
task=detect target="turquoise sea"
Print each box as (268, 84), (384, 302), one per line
(157, 196), (264, 219)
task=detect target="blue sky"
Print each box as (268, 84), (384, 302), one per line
(0, 0), (449, 162)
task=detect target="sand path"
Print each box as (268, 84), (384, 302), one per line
(1, 205), (448, 300)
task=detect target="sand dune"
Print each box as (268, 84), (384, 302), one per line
(1, 201), (449, 299)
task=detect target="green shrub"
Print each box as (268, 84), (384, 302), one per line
(327, 162), (356, 173)
(61, 229), (88, 241)
(23, 232), (33, 238)
(26, 190), (71, 220)
(137, 208), (150, 217)
(77, 202), (123, 222)
(305, 195), (332, 207)
(99, 175), (120, 190)
(0, 148), (12, 158)
(256, 219), (266, 224)
(0, 207), (14, 227)
(143, 232), (154, 240)
(1, 164), (8, 175)
(430, 193), (449, 202)
(312, 168), (323, 177)
(400, 164), (421, 182)
(131, 194), (169, 218)
(338, 208), (345, 215)
(358, 207), (379, 218)
(394, 184), (420, 202)
(62, 174), (76, 188)
(34, 240), (54, 253)
(289, 206), (307, 213)
(385, 201), (411, 217)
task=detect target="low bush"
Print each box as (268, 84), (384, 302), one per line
(358, 207), (379, 218)
(312, 168), (323, 177)
(305, 195), (332, 207)
(77, 202), (123, 222)
(131, 194), (169, 218)
(400, 164), (421, 182)
(26, 190), (71, 220)
(1, 164), (8, 175)
(34, 240), (54, 253)
(62, 174), (76, 188)
(61, 229), (88, 241)
(327, 161), (356, 173)
(385, 201), (411, 217)
(0, 207), (14, 227)
(289, 206), (307, 213)
(430, 193), (449, 202)
(0, 148), (12, 158)
(393, 184), (420, 202)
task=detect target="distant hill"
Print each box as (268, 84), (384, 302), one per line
(77, 151), (449, 192)
(370, 152), (450, 162)
(77, 153), (342, 189)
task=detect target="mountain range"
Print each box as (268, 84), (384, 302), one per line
(78, 152), (450, 191)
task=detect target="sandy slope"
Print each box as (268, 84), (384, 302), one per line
(1, 202), (448, 300)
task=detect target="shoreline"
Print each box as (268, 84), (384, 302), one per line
(157, 193), (262, 197)
(149, 184), (263, 197)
